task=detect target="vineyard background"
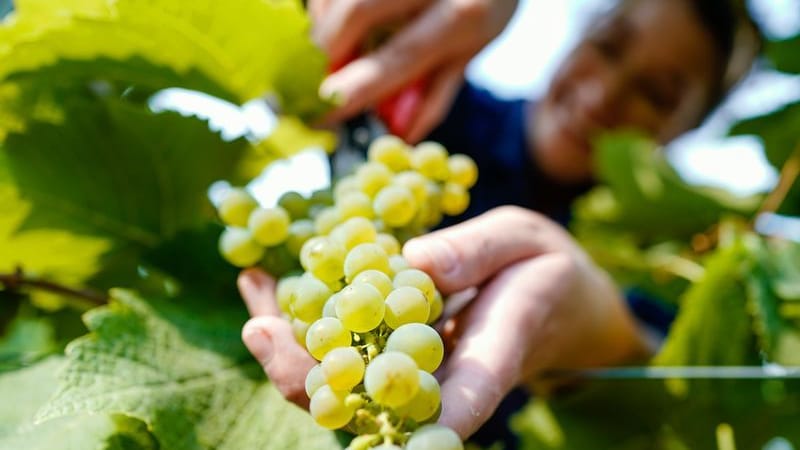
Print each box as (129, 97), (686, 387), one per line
(0, 1), (799, 449)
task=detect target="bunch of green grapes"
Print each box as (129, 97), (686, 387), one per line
(216, 135), (477, 450)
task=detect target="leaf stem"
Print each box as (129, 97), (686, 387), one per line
(757, 142), (800, 217)
(0, 266), (108, 306)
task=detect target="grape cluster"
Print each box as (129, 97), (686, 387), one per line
(216, 135), (477, 450)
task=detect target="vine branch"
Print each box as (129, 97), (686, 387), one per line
(0, 266), (108, 305)
(757, 142), (800, 217)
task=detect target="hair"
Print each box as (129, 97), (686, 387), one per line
(685, 0), (763, 109)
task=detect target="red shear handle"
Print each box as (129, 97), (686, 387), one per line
(328, 54), (427, 141)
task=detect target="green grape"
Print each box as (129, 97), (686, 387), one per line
(393, 269), (436, 303)
(314, 206), (342, 235)
(218, 188), (258, 227)
(335, 283), (385, 333)
(392, 171), (428, 204)
(406, 425), (463, 450)
(427, 290), (444, 324)
(447, 154), (478, 188)
(321, 346), (365, 391)
(219, 227), (264, 268)
(440, 182), (469, 216)
(388, 255), (411, 274)
(310, 384), (356, 429)
(306, 317), (352, 361)
(334, 175), (360, 202)
(356, 161), (393, 197)
(411, 142), (449, 181)
(322, 293), (339, 318)
(351, 269), (393, 298)
(248, 206), (291, 246)
(278, 191), (310, 219)
(300, 236), (346, 284)
(344, 243), (391, 283)
(292, 318), (311, 346)
(338, 191), (375, 220)
(310, 188), (335, 206)
(330, 217), (378, 250)
(375, 233), (400, 256)
(292, 275), (332, 322)
(260, 244), (299, 277)
(367, 135), (411, 171)
(372, 219), (387, 233)
(385, 323), (444, 373)
(396, 370), (441, 422)
(286, 219), (316, 257)
(384, 286), (430, 329)
(371, 445), (402, 450)
(373, 185), (417, 227)
(275, 275), (300, 315)
(305, 364), (327, 398)
(364, 351), (419, 408)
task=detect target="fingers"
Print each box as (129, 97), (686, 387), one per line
(238, 268), (280, 317)
(314, 0), (430, 66)
(403, 206), (574, 294)
(242, 316), (317, 409)
(405, 60), (466, 143)
(319, 1), (461, 122)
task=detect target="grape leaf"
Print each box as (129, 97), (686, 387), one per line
(3, 98), (245, 247)
(653, 233), (760, 366)
(0, 162), (111, 309)
(37, 289), (341, 450)
(574, 132), (760, 242)
(0, 356), (157, 450)
(0, 0), (329, 118)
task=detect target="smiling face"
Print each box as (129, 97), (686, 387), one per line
(530, 0), (722, 184)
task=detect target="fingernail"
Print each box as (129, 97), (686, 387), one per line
(239, 269), (267, 294)
(243, 326), (274, 366)
(404, 238), (458, 276)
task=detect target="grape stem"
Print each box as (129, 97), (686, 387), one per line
(0, 266), (108, 306)
(756, 141), (800, 217)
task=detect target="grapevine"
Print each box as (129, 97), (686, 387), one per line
(215, 134), (477, 449)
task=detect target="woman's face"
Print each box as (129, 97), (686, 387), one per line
(531, 0), (720, 183)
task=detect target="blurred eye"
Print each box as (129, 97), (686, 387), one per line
(637, 79), (679, 112)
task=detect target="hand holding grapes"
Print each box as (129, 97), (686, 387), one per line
(239, 205), (650, 439)
(310, 0), (518, 142)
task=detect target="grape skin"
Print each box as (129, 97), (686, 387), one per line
(374, 185), (418, 227)
(218, 227), (264, 267)
(335, 283), (385, 333)
(310, 384), (355, 429)
(300, 236), (346, 284)
(396, 370), (441, 422)
(218, 188), (258, 227)
(406, 424), (463, 450)
(384, 286), (430, 329)
(292, 275), (332, 322)
(344, 243), (391, 283)
(305, 364), (327, 398)
(393, 269), (436, 303)
(248, 206), (291, 246)
(321, 346), (365, 391)
(364, 351), (419, 408)
(305, 317), (352, 361)
(385, 323), (444, 373)
(351, 270), (393, 298)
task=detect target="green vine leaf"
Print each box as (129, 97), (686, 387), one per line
(0, 0), (329, 119)
(3, 99), (246, 247)
(37, 289), (341, 450)
(0, 356), (157, 450)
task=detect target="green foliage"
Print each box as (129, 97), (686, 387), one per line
(575, 132), (760, 242)
(765, 32), (800, 74)
(38, 290), (340, 450)
(0, 356), (159, 450)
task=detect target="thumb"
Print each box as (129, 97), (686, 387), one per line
(402, 206), (566, 294)
(242, 316), (317, 409)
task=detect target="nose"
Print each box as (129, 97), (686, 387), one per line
(572, 71), (622, 129)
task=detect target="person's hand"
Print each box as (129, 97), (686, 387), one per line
(309, 0), (519, 142)
(239, 206), (649, 438)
